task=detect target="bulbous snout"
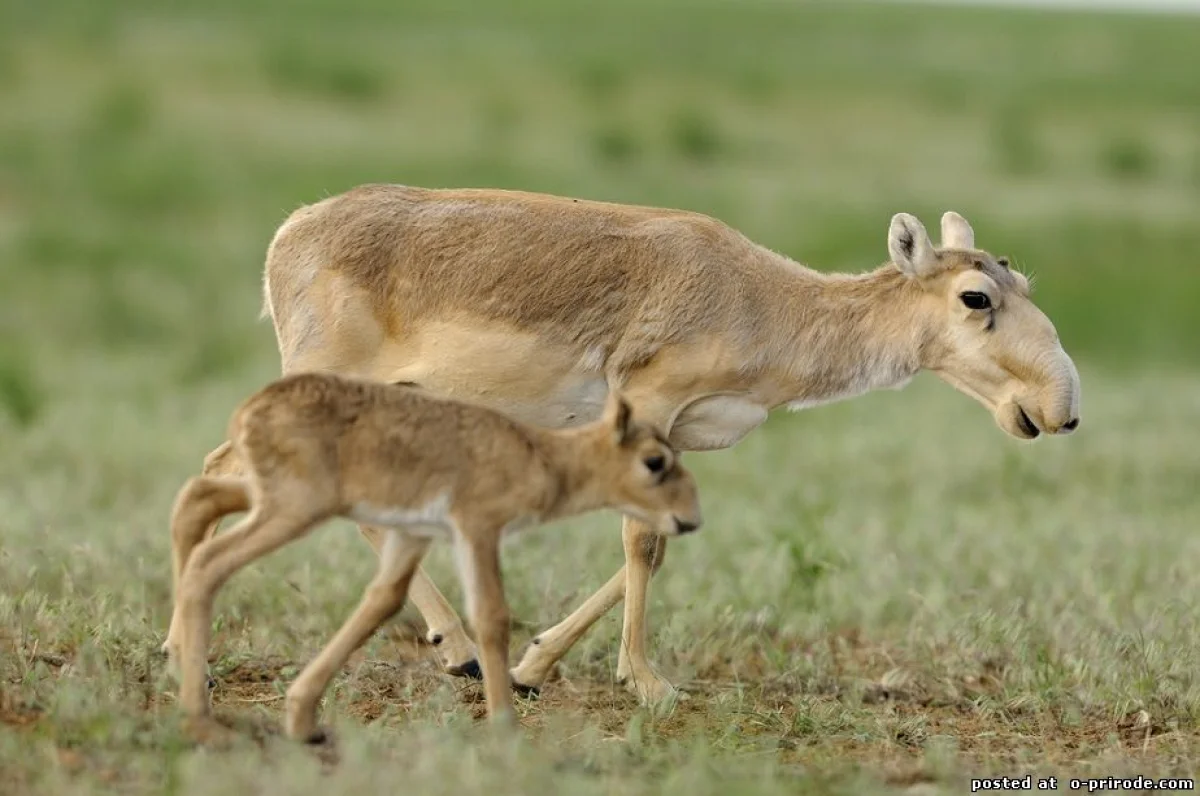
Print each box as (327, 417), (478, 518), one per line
(1041, 349), (1082, 435)
(1002, 350), (1082, 439)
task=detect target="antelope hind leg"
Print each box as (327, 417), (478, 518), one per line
(164, 473), (250, 665)
(176, 505), (319, 738)
(163, 440), (246, 656)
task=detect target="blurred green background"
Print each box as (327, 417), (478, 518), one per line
(2, 0), (1199, 435)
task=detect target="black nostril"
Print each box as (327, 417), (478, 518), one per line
(675, 519), (699, 534)
(1062, 418), (1079, 432)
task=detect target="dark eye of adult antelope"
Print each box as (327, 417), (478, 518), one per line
(960, 291), (992, 311)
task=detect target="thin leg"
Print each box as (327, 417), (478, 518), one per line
(166, 440), (245, 652)
(509, 517), (674, 704)
(509, 567), (625, 693)
(358, 524), (480, 678)
(615, 522), (674, 703)
(176, 506), (322, 725)
(455, 534), (516, 725)
(164, 476), (251, 661)
(285, 532), (430, 742)
(195, 445), (480, 682)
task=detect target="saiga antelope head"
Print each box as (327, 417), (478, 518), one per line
(889, 211), (1081, 440)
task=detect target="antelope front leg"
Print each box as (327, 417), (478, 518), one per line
(510, 517), (675, 705)
(286, 532), (430, 743)
(456, 534), (517, 726)
(358, 524), (480, 678)
(509, 567), (625, 694)
(616, 519), (675, 704)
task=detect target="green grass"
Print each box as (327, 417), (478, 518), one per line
(2, 0), (1200, 793)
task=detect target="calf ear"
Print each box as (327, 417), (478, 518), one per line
(940, 211), (976, 249)
(888, 213), (939, 279)
(603, 391), (635, 445)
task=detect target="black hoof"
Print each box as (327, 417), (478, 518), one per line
(447, 659), (482, 680)
(512, 680), (541, 699)
(207, 677), (217, 690)
(304, 728), (329, 746)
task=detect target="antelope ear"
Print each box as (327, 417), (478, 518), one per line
(888, 213), (939, 279)
(603, 391), (634, 445)
(940, 211), (976, 249)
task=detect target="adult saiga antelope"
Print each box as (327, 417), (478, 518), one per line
(185, 185), (1081, 705)
(166, 374), (700, 741)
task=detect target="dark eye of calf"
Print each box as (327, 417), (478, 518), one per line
(644, 455), (666, 474)
(960, 291), (992, 311)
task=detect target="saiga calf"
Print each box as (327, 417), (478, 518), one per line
(165, 373), (701, 742)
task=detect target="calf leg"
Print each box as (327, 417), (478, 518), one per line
(164, 476), (251, 662)
(175, 503), (324, 732)
(285, 532), (430, 742)
(455, 534), (516, 726)
(358, 524), (481, 678)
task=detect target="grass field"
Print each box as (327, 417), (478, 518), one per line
(2, 1), (1200, 793)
